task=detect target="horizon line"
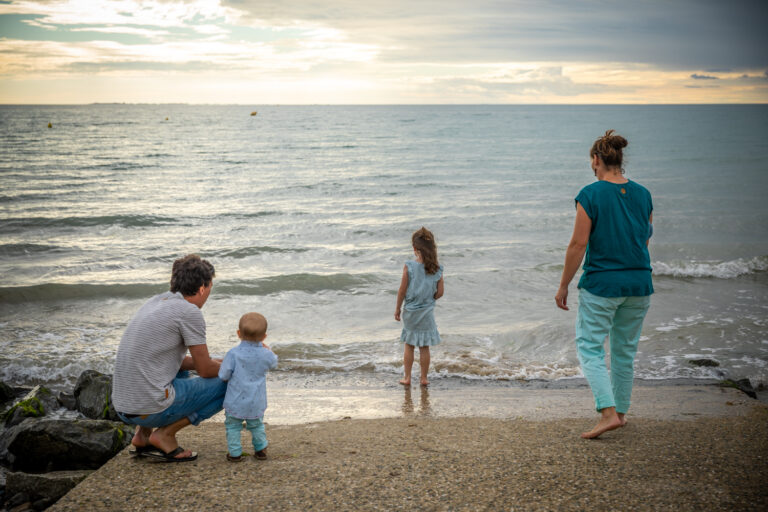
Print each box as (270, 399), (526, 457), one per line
(1, 102), (767, 107)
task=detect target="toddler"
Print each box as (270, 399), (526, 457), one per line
(218, 312), (278, 461)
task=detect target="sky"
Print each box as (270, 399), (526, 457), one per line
(0, 0), (767, 104)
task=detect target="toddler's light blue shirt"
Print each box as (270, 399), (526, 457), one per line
(218, 341), (278, 419)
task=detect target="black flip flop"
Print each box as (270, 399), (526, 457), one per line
(144, 446), (198, 463)
(129, 445), (161, 457)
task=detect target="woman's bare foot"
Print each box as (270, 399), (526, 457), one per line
(420, 378), (429, 387)
(149, 428), (193, 459)
(581, 414), (622, 439)
(618, 413), (628, 427)
(399, 378), (411, 386)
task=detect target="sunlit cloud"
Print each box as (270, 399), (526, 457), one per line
(3, 0), (238, 30)
(0, 0), (766, 103)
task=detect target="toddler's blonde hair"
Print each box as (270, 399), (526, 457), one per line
(239, 312), (267, 340)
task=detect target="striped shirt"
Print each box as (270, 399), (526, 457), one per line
(112, 291), (207, 415)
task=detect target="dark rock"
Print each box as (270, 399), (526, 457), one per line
(720, 378), (758, 399)
(688, 358), (720, 367)
(735, 378), (757, 399)
(6, 491), (30, 509)
(10, 501), (34, 512)
(6, 470), (91, 503)
(32, 497), (55, 511)
(0, 381), (14, 403)
(0, 418), (132, 472)
(56, 392), (76, 411)
(3, 387), (59, 427)
(74, 371), (119, 421)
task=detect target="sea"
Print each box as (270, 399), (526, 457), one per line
(1, 104), (767, 409)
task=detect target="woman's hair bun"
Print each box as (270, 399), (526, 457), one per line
(603, 129), (628, 150)
(591, 129), (628, 171)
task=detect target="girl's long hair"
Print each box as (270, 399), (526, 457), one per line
(412, 227), (439, 274)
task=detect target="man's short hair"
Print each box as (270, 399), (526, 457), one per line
(170, 254), (215, 296)
(239, 312), (267, 340)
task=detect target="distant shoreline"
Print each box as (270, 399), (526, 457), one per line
(2, 103), (768, 107)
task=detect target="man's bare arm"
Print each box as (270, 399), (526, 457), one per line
(187, 344), (221, 378)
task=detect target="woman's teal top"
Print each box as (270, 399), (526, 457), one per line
(575, 179), (654, 297)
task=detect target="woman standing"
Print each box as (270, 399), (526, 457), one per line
(556, 130), (653, 439)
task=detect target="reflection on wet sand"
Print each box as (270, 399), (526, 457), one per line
(402, 386), (431, 416)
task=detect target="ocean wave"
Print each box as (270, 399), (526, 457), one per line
(271, 343), (582, 381)
(208, 246), (310, 258)
(0, 243), (65, 257)
(276, 344), (377, 373)
(0, 358), (116, 392)
(220, 211), (283, 219)
(0, 273), (380, 303)
(82, 161), (149, 171)
(653, 255), (768, 279)
(431, 352), (581, 381)
(0, 283), (167, 303)
(0, 214), (180, 232)
(216, 273), (380, 296)
(0, 193), (54, 203)
(146, 246), (310, 263)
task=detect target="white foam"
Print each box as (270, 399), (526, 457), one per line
(654, 314), (705, 333)
(653, 255), (768, 279)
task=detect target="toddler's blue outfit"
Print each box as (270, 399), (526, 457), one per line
(218, 340), (278, 457)
(400, 260), (444, 347)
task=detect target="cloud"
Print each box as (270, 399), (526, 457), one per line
(223, 0), (768, 70)
(736, 71), (768, 83)
(0, 0), (244, 38)
(1, 0), (767, 103)
(0, 34), (379, 78)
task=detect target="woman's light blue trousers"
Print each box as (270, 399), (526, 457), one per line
(576, 288), (651, 414)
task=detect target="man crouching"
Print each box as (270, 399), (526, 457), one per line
(112, 254), (226, 462)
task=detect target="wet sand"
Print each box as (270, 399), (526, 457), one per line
(50, 385), (768, 511)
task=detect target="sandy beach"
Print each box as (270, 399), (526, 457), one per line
(49, 384), (767, 511)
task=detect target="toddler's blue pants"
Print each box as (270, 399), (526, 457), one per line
(576, 289), (651, 414)
(225, 412), (268, 457)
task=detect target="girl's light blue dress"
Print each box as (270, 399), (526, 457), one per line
(401, 260), (444, 347)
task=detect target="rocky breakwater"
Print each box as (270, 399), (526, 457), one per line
(686, 358), (763, 399)
(0, 371), (132, 511)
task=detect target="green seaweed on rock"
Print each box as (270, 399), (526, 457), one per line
(3, 396), (44, 420)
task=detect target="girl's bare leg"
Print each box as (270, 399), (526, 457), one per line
(418, 346), (431, 386)
(400, 344), (415, 385)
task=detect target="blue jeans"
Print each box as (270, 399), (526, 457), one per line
(117, 371), (227, 428)
(576, 289), (651, 414)
(225, 412), (267, 457)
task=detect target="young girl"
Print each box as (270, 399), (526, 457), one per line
(394, 227), (444, 386)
